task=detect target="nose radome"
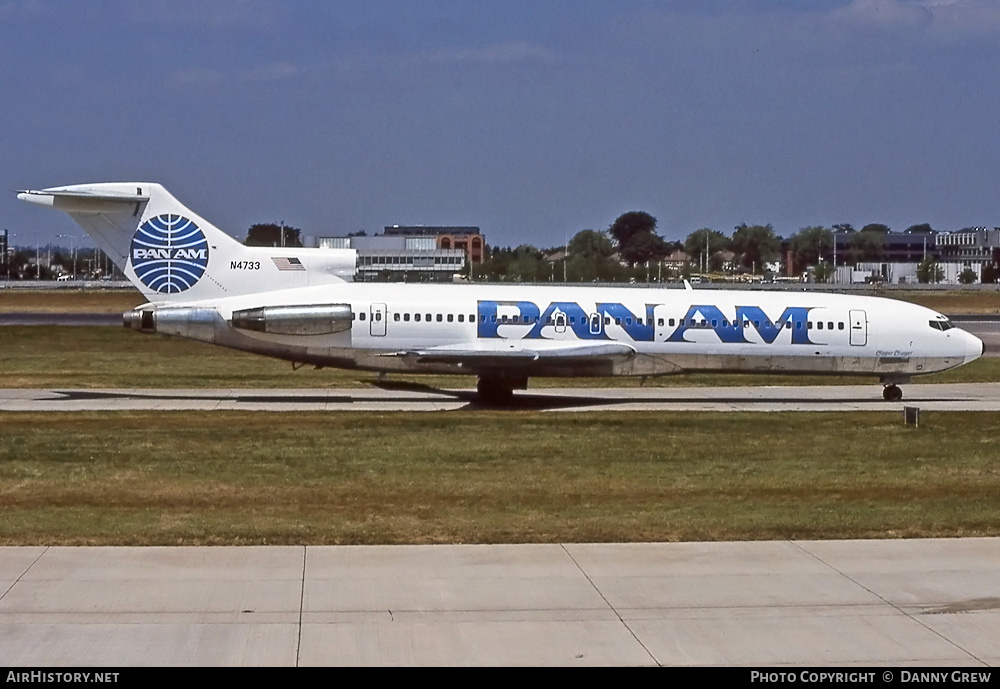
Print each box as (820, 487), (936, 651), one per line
(965, 331), (984, 363)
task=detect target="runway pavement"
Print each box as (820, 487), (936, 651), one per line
(1, 540), (998, 666)
(1, 382), (999, 412)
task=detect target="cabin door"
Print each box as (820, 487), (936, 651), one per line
(370, 303), (387, 337)
(554, 311), (568, 334)
(589, 313), (602, 336)
(849, 310), (867, 346)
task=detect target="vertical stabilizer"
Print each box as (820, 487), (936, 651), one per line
(18, 183), (355, 302)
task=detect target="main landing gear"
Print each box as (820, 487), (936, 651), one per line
(882, 384), (903, 402)
(476, 375), (527, 407)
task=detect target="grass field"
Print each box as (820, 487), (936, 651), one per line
(0, 289), (143, 313)
(2, 289), (998, 548)
(1, 411), (998, 545)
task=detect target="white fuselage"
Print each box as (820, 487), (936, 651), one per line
(145, 281), (984, 382)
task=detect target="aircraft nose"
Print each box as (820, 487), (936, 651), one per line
(965, 330), (984, 364)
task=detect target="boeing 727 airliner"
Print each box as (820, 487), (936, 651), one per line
(18, 182), (984, 404)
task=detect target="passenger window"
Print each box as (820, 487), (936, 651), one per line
(838, 322), (844, 330)
(360, 312), (366, 321)
(658, 318), (665, 326)
(807, 322), (813, 329)
(711, 320), (718, 327)
(827, 322), (833, 330)
(437, 314), (443, 322)
(458, 314), (464, 323)
(447, 314), (454, 322)
(426, 314), (431, 321)
(404, 313), (410, 322)
(817, 322), (823, 330)
(394, 313), (400, 321)
(626, 318), (632, 325)
(415, 314), (421, 322)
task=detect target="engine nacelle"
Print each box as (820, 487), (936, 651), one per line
(124, 306), (220, 343)
(230, 304), (353, 336)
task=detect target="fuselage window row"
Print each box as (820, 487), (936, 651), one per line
(355, 309), (848, 335)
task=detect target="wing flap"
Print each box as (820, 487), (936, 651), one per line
(388, 340), (636, 368)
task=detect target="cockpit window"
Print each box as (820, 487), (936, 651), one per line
(928, 320), (956, 331)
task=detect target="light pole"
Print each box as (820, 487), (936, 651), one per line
(58, 234), (78, 278)
(3, 230), (13, 283)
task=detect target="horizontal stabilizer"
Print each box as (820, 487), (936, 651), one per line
(18, 187), (149, 215)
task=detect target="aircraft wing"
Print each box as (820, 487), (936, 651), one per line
(387, 340), (636, 369)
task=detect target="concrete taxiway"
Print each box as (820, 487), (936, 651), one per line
(1, 382), (999, 412)
(1, 540), (998, 666)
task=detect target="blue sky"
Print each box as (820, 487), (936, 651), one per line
(2, 0), (999, 248)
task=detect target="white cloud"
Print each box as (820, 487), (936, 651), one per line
(828, 0), (1000, 38)
(829, 0), (932, 32)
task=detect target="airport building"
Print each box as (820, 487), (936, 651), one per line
(935, 227), (1000, 274)
(382, 225), (485, 264)
(316, 227), (482, 282)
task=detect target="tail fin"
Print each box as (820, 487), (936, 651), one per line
(18, 182), (355, 302)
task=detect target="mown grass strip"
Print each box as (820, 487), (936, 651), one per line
(1, 411), (998, 545)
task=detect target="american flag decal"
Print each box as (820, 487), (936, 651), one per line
(272, 257), (306, 271)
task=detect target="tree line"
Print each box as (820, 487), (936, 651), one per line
(476, 216), (996, 284)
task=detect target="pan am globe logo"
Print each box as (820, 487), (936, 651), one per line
(130, 214), (209, 293)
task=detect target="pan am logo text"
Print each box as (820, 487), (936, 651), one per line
(477, 300), (816, 345)
(130, 214), (209, 294)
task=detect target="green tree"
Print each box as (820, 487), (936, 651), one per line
(905, 223), (935, 234)
(849, 225), (887, 263)
(917, 257), (944, 284)
(245, 223), (303, 247)
(731, 223), (780, 273)
(623, 231), (669, 266)
(506, 245), (545, 282)
(789, 226), (833, 272)
(958, 268), (978, 284)
(813, 260), (835, 283)
(981, 264), (998, 284)
(565, 230), (623, 282)
(684, 228), (729, 273)
(608, 211), (667, 266)
(567, 229), (614, 259)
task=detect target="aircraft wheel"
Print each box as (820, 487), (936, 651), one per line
(882, 385), (903, 402)
(477, 377), (515, 407)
